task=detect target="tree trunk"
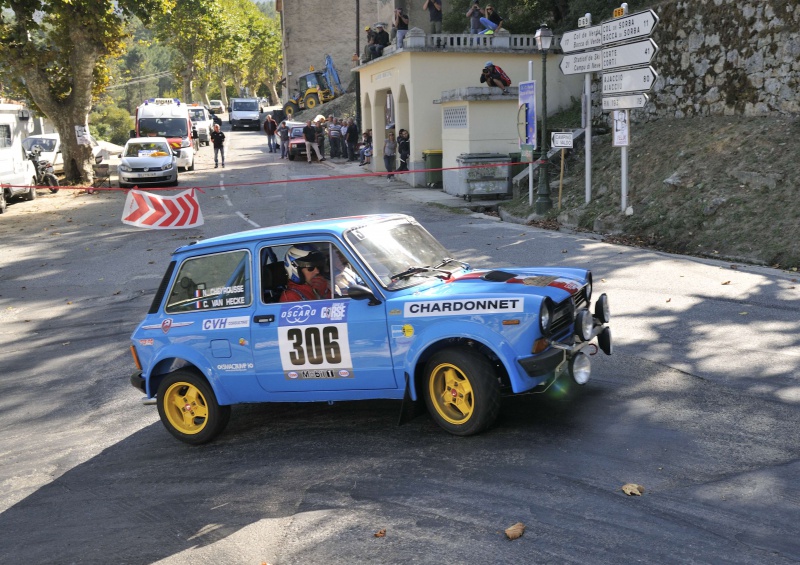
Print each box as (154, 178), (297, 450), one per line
(22, 28), (100, 185)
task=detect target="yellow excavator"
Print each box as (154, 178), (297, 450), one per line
(283, 55), (346, 118)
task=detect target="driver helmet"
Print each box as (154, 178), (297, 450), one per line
(284, 244), (324, 283)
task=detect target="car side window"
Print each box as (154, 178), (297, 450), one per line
(165, 249), (252, 313)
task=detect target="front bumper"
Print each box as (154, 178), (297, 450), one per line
(130, 371), (146, 393)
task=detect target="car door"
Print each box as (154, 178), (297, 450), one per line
(251, 241), (397, 393)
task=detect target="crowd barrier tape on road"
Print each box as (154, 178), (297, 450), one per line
(121, 188), (204, 229)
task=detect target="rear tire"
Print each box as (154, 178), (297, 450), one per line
(423, 347), (501, 436)
(156, 370), (231, 445)
(304, 93), (320, 110)
(46, 174), (59, 193)
(0, 190), (6, 214)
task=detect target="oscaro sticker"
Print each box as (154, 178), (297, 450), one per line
(138, 338), (154, 346)
(216, 363), (254, 372)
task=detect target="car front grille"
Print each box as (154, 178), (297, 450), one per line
(549, 285), (588, 338)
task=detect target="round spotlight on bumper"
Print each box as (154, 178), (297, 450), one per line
(570, 352), (591, 385)
(595, 293), (610, 324)
(575, 309), (594, 341)
(598, 326), (613, 355)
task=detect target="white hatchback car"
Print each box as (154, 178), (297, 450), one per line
(119, 137), (178, 189)
(21, 132), (108, 174)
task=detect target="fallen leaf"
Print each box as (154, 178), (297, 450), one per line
(505, 522), (525, 540)
(601, 278), (607, 282)
(374, 528), (386, 538)
(730, 264), (738, 269)
(740, 312), (748, 315)
(61, 342), (71, 346)
(561, 249), (568, 253)
(621, 483), (645, 496)
(666, 298), (671, 303)
(721, 281), (731, 285)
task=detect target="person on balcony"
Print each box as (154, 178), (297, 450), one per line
(423, 0), (443, 35)
(394, 9), (410, 47)
(466, 3), (483, 34)
(369, 24), (390, 59)
(479, 4), (503, 34)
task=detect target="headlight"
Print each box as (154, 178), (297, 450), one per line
(570, 352), (591, 385)
(575, 309), (593, 341)
(594, 293), (610, 324)
(119, 164), (131, 172)
(181, 138), (191, 148)
(161, 162), (174, 171)
(539, 298), (553, 334)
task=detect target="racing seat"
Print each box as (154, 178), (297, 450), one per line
(262, 251), (288, 303)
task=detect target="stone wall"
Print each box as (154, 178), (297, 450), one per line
(593, 0), (800, 121)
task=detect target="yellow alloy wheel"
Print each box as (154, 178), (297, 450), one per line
(162, 381), (209, 435)
(429, 363), (475, 425)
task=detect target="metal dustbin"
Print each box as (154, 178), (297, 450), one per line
(509, 152), (526, 179)
(422, 150), (443, 187)
(450, 153), (512, 201)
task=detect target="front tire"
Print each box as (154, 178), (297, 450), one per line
(284, 101), (300, 118)
(24, 178), (37, 201)
(0, 190), (6, 214)
(156, 370), (231, 445)
(423, 347), (501, 436)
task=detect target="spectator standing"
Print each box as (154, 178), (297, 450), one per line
(328, 116), (342, 158)
(394, 9), (410, 47)
(383, 131), (397, 180)
(315, 119), (326, 157)
(210, 124), (225, 168)
(346, 119), (359, 161)
(480, 4), (503, 34)
(370, 24), (390, 59)
(263, 114), (278, 153)
(303, 120), (325, 163)
(277, 121), (290, 159)
(397, 129), (410, 172)
(423, 0), (442, 34)
(466, 2), (483, 34)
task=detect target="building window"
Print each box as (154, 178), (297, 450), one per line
(0, 125), (10, 149)
(443, 107), (467, 129)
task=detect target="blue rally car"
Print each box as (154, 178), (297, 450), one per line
(129, 214), (611, 444)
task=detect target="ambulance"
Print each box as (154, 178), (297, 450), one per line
(132, 98), (198, 171)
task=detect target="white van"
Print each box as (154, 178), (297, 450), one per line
(227, 98), (262, 130)
(0, 104), (36, 213)
(133, 98), (198, 171)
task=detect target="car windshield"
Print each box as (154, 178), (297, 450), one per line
(138, 117), (188, 138)
(188, 109), (205, 121)
(345, 218), (459, 290)
(22, 138), (57, 152)
(125, 142), (171, 158)
(233, 100), (259, 111)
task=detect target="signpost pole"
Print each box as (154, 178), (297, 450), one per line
(584, 73), (591, 204)
(621, 145), (628, 211)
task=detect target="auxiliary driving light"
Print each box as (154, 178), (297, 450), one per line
(595, 293), (610, 324)
(575, 309), (594, 341)
(570, 352), (591, 385)
(598, 326), (613, 355)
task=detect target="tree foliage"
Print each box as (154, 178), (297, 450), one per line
(0, 0), (172, 183)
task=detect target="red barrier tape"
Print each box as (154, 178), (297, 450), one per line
(2, 160), (534, 193)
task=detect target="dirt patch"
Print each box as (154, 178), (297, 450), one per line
(502, 115), (800, 270)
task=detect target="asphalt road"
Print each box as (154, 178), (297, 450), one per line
(0, 122), (798, 564)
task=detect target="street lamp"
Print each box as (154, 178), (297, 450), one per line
(534, 24), (553, 214)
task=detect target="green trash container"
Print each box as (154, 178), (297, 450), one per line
(422, 150), (443, 188)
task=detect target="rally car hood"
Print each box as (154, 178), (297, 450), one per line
(407, 267), (588, 304)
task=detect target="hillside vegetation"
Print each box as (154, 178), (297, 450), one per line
(501, 115), (800, 270)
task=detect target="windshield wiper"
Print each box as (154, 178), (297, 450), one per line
(391, 261), (459, 281)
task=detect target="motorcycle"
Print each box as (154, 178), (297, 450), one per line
(27, 146), (59, 193)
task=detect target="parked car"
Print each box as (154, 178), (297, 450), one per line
(208, 100), (225, 115)
(21, 132), (108, 174)
(128, 214), (612, 444)
(118, 137), (178, 189)
(287, 125), (311, 161)
(187, 105), (214, 146)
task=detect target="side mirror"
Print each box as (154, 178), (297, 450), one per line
(348, 285), (382, 305)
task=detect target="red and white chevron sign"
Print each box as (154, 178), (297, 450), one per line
(121, 188), (204, 229)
